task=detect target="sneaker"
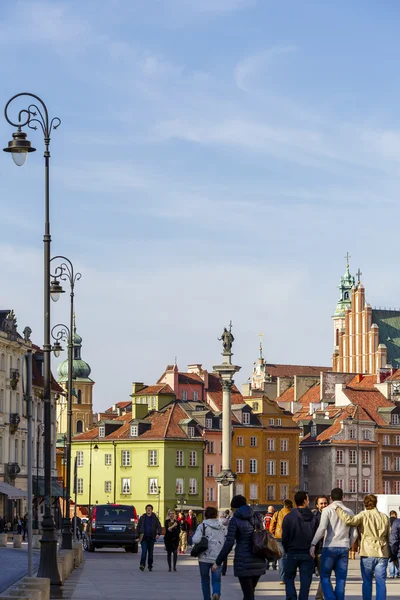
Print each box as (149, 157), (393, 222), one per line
(173, 568), (177, 571)
(211, 595), (220, 600)
(148, 567), (153, 571)
(280, 582), (285, 585)
(139, 565), (145, 572)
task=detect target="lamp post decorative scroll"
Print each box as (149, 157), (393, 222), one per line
(3, 93), (61, 585)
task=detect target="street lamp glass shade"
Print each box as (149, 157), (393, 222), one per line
(3, 130), (36, 167)
(53, 341), (63, 358)
(50, 279), (64, 302)
(94, 444), (99, 451)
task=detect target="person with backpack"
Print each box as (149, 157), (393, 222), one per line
(219, 510), (230, 576)
(264, 506), (277, 570)
(192, 506), (227, 600)
(270, 499), (293, 585)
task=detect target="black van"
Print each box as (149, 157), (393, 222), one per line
(83, 504), (138, 552)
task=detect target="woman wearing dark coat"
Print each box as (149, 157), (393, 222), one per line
(164, 510), (180, 571)
(213, 495), (265, 600)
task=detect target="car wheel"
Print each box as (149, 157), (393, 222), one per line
(132, 542), (139, 554)
(83, 536), (95, 552)
(124, 547), (133, 552)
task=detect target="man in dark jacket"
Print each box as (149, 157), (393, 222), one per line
(314, 495), (329, 600)
(137, 504), (162, 571)
(282, 491), (318, 600)
(389, 516), (400, 576)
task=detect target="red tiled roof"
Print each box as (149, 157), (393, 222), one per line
(387, 370), (400, 381)
(73, 428), (101, 441)
(344, 389), (393, 427)
(178, 373), (204, 385)
(264, 364), (330, 378)
(299, 385), (321, 407)
(346, 375), (378, 390)
(31, 349), (64, 394)
(316, 412), (347, 441)
(276, 387), (294, 403)
(134, 384), (174, 396)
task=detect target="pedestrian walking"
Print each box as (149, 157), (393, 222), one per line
(178, 514), (188, 554)
(138, 504), (162, 572)
(213, 494), (266, 600)
(269, 498), (293, 586)
(219, 510), (230, 576)
(282, 490), (318, 600)
(264, 505), (277, 570)
(164, 509), (180, 572)
(22, 513), (28, 541)
(17, 516), (22, 535)
(336, 494), (390, 600)
(388, 511), (399, 578)
(312, 496), (329, 600)
(187, 509), (198, 547)
(193, 506), (227, 600)
(389, 513), (400, 580)
(310, 488), (357, 600)
(0, 516), (4, 533)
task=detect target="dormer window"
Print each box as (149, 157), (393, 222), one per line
(188, 426), (195, 437)
(130, 424), (138, 437)
(182, 390), (188, 401)
(362, 429), (371, 441)
(311, 424), (317, 437)
(253, 402), (259, 411)
(391, 414), (400, 425)
(349, 428), (356, 439)
(243, 412), (250, 425)
(206, 418), (213, 429)
(193, 391), (199, 401)
(99, 426), (105, 438)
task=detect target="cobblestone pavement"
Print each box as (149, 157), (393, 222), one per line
(0, 543), (40, 593)
(60, 543), (400, 600)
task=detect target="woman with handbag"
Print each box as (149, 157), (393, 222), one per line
(212, 495), (266, 600)
(164, 510), (180, 572)
(192, 506), (227, 600)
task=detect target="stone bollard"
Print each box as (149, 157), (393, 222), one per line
(72, 541), (83, 567)
(8, 588), (41, 600)
(20, 578), (50, 600)
(13, 534), (22, 548)
(0, 532), (8, 547)
(58, 549), (74, 578)
(31, 534), (42, 549)
(56, 553), (66, 584)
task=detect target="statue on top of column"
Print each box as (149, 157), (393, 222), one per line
(218, 321), (234, 354)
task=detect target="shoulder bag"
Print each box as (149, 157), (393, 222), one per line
(191, 523), (209, 557)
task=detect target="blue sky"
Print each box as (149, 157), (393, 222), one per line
(1, 0), (400, 410)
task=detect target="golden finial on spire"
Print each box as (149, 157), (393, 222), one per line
(258, 331), (264, 358)
(345, 252), (351, 270)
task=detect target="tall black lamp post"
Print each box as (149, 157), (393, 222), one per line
(347, 405), (360, 513)
(50, 257), (81, 550)
(3, 93), (61, 585)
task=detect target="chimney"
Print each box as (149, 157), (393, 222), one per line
(131, 382), (146, 395)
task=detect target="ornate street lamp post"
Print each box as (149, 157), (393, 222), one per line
(3, 93), (61, 585)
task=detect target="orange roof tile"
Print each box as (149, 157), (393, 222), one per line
(133, 384), (175, 396)
(346, 375), (378, 390)
(298, 384), (321, 406)
(264, 364), (330, 378)
(276, 387), (294, 403)
(387, 370), (400, 381)
(178, 373), (204, 385)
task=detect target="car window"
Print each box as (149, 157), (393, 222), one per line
(95, 506), (135, 523)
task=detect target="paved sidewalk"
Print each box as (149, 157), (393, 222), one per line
(0, 545), (40, 593)
(61, 544), (400, 600)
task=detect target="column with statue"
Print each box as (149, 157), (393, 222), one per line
(213, 323), (241, 511)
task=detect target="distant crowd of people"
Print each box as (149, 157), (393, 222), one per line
(0, 514), (28, 540)
(137, 489), (400, 600)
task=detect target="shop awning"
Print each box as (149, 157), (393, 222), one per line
(0, 481), (27, 499)
(175, 504), (204, 512)
(32, 476), (64, 497)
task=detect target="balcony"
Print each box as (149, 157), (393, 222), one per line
(9, 368), (20, 390)
(9, 413), (20, 434)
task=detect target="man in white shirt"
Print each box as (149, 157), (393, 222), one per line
(310, 488), (357, 600)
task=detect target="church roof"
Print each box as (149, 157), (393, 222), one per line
(264, 364), (330, 378)
(372, 309), (400, 369)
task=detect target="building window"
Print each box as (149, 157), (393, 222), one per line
(149, 450), (158, 466)
(383, 480), (391, 494)
(349, 450), (357, 465)
(253, 402), (259, 411)
(219, 418), (222, 429)
(280, 485), (289, 500)
(383, 456), (391, 471)
(250, 436), (257, 447)
(249, 484), (258, 500)
(122, 450), (131, 467)
(267, 485), (275, 501)
(349, 479), (357, 493)
(130, 424), (138, 437)
(193, 391), (199, 401)
(249, 459), (258, 474)
(189, 478), (197, 494)
(267, 438), (275, 451)
(242, 412), (250, 425)
(362, 479), (371, 493)
(77, 390), (82, 404)
(207, 441), (215, 454)
(236, 436), (244, 447)
(21, 440), (26, 466)
(336, 450), (344, 464)
(304, 481), (309, 492)
(98, 426), (105, 438)
(299, 426), (304, 438)
(336, 479), (344, 489)
(77, 478), (83, 494)
(176, 450), (184, 466)
(189, 451), (197, 467)
(362, 450), (371, 465)
(188, 426), (196, 438)
(175, 478), (184, 494)
(302, 453), (308, 466)
(311, 424), (317, 437)
(105, 453), (112, 466)
(76, 420), (83, 434)
(277, 418), (282, 426)
(0, 389), (3, 412)
(395, 436), (400, 446)
(362, 429), (371, 441)
(105, 481), (112, 493)
(149, 478), (158, 494)
(267, 460), (276, 476)
(269, 418), (274, 426)
(206, 487), (215, 501)
(236, 459), (244, 474)
(122, 478), (131, 494)
(77, 451), (84, 467)
(206, 418), (213, 429)
(394, 481), (400, 494)
(220, 441), (223, 454)
(391, 414), (400, 425)
(236, 483), (244, 496)
(383, 435), (390, 446)
(280, 461), (289, 476)
(280, 439), (288, 452)
(349, 428), (356, 439)
(182, 390), (188, 401)
(395, 457), (400, 472)
(206, 464), (215, 477)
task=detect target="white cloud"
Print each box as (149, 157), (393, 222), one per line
(235, 46), (297, 92)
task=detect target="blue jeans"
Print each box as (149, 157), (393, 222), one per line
(277, 540), (286, 582)
(320, 547), (349, 600)
(140, 536), (155, 568)
(389, 560), (399, 577)
(360, 557), (388, 600)
(199, 562), (222, 600)
(285, 553), (315, 600)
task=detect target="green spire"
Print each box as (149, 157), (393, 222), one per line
(333, 253), (355, 318)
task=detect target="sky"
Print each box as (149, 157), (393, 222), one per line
(1, 0), (400, 411)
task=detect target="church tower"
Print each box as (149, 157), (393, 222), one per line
(332, 254), (355, 368)
(56, 318), (94, 435)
